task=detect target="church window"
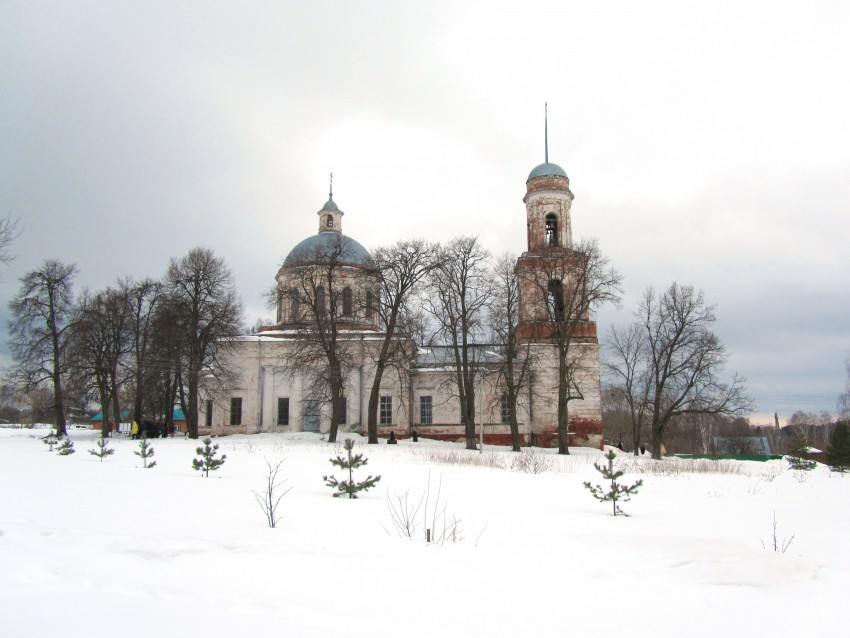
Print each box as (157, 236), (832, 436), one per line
(545, 214), (558, 247)
(501, 393), (512, 424)
(230, 397), (242, 426)
(420, 396), (433, 425)
(205, 400), (213, 428)
(289, 289), (300, 321)
(326, 214), (334, 228)
(366, 290), (374, 320)
(277, 398), (290, 426)
(548, 279), (565, 322)
(342, 287), (353, 316)
(380, 396), (393, 425)
(316, 286), (326, 316)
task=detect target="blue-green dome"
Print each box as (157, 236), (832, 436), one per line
(283, 232), (374, 268)
(528, 162), (568, 180)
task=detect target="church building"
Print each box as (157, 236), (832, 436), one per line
(198, 152), (603, 448)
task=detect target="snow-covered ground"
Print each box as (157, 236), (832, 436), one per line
(1, 429), (847, 637)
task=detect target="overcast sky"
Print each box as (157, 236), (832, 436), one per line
(2, 1), (848, 423)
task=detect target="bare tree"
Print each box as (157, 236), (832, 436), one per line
(489, 253), (534, 451)
(521, 238), (622, 454)
(68, 287), (131, 438)
(366, 240), (440, 444)
(166, 247), (244, 439)
(0, 213), (20, 267)
(424, 236), (492, 450)
(7, 260), (78, 436)
(635, 283), (751, 459)
(603, 322), (651, 455)
(120, 278), (163, 426)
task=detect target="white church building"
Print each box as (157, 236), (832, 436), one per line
(198, 155), (604, 448)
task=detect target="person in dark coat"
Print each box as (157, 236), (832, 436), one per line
(411, 428), (419, 443)
(387, 431), (398, 444)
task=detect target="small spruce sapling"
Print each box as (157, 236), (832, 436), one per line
(826, 422), (850, 474)
(324, 438), (381, 498)
(584, 449), (643, 516)
(135, 438), (157, 469)
(192, 438), (226, 477)
(56, 439), (75, 456)
(43, 431), (57, 452)
(88, 438), (115, 461)
(786, 431), (816, 471)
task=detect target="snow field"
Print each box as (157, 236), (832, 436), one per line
(1, 430), (847, 637)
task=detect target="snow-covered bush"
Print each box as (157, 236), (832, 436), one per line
(511, 449), (553, 474)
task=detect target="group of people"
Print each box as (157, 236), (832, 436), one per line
(130, 419), (173, 439)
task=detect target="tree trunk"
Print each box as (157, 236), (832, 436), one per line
(367, 363), (385, 445)
(187, 363), (199, 439)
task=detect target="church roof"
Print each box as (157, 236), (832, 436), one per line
(528, 162), (568, 180)
(283, 232), (374, 268)
(320, 198), (339, 212)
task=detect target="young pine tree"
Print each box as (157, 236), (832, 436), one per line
(56, 439), (75, 456)
(192, 438), (226, 477)
(786, 431), (816, 471)
(584, 449), (643, 516)
(42, 431), (57, 452)
(134, 438), (157, 469)
(88, 438), (115, 461)
(324, 439), (381, 499)
(826, 422), (850, 473)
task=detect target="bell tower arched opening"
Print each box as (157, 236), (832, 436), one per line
(545, 213), (559, 247)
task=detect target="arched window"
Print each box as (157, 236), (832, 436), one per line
(548, 279), (564, 322)
(545, 213), (558, 247)
(316, 286), (326, 316)
(365, 290), (374, 321)
(342, 287), (353, 316)
(289, 289), (300, 321)
(276, 289), (283, 323)
(326, 214), (334, 228)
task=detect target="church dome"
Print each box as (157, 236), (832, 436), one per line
(528, 162), (568, 180)
(283, 231), (374, 269)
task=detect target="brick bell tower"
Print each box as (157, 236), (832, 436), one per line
(514, 108), (603, 448)
(516, 109), (598, 345)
